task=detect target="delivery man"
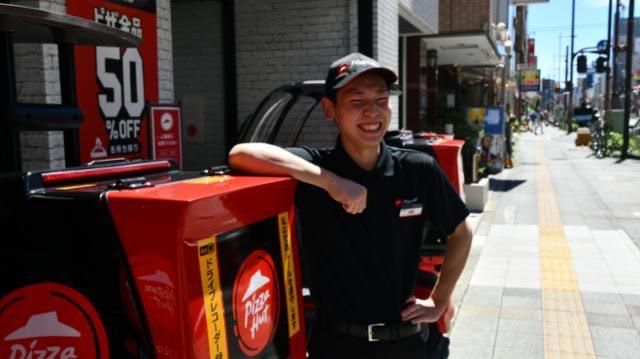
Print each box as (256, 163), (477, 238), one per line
(229, 52), (472, 358)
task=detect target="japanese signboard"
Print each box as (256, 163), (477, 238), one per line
(198, 236), (230, 359)
(519, 69), (541, 92)
(277, 212), (301, 338)
(150, 106), (182, 167)
(68, 0), (158, 164)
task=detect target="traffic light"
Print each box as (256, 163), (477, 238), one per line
(596, 57), (607, 73)
(577, 55), (587, 73)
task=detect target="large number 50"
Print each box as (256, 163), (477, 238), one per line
(96, 47), (145, 118)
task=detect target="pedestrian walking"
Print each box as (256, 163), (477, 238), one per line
(229, 52), (472, 358)
(530, 108), (543, 135)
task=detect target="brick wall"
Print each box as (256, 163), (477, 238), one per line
(172, 0), (226, 168)
(13, 0), (65, 171)
(235, 0), (355, 123)
(439, 0), (491, 33)
(373, 0), (399, 129)
(157, 0), (174, 103)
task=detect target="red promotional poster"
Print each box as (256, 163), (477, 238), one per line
(150, 106), (182, 167)
(68, 0), (158, 164)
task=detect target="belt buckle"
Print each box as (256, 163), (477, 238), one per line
(367, 323), (384, 342)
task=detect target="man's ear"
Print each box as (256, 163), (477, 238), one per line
(320, 97), (336, 121)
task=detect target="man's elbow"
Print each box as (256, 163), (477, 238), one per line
(229, 143), (250, 159)
(228, 143), (259, 170)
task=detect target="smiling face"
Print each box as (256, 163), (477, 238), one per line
(321, 72), (391, 154)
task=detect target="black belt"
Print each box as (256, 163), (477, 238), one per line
(330, 319), (424, 342)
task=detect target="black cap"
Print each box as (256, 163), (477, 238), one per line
(324, 52), (398, 98)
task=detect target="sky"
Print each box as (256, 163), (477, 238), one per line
(526, 0), (640, 82)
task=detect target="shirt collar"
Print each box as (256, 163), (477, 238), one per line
(331, 136), (395, 179)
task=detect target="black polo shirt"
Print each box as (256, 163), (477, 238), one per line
(287, 138), (469, 324)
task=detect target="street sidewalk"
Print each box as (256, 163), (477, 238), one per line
(450, 125), (640, 358)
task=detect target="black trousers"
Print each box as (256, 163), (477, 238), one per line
(308, 323), (449, 359)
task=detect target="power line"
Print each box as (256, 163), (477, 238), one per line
(529, 23), (607, 32)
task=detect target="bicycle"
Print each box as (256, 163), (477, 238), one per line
(590, 115), (608, 158)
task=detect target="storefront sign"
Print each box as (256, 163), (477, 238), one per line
(150, 106), (182, 167)
(68, 0), (158, 164)
(519, 69), (541, 92)
(466, 107), (486, 127)
(484, 106), (505, 135)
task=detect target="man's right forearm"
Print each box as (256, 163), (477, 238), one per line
(228, 143), (367, 214)
(228, 143), (333, 190)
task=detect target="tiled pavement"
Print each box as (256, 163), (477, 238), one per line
(450, 126), (640, 358)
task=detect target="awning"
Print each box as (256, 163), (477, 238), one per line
(417, 32), (501, 67)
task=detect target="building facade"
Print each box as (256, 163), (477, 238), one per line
(400, 0), (508, 132)
(6, 0), (438, 172)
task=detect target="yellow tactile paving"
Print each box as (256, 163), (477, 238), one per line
(536, 144), (596, 359)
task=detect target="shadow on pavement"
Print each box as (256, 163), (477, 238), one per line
(489, 178), (526, 192)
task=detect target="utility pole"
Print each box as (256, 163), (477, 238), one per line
(565, 45), (569, 122)
(622, 0), (634, 158)
(604, 0), (613, 111)
(565, 46), (569, 82)
(612, 0), (621, 108)
(567, 0), (576, 134)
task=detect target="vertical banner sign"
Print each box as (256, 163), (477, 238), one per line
(527, 38), (535, 64)
(198, 236), (230, 359)
(150, 106), (182, 167)
(277, 212), (300, 337)
(67, 0), (158, 164)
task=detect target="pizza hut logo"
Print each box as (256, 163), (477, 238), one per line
(232, 250), (280, 356)
(336, 63), (350, 78)
(0, 283), (109, 359)
(4, 312), (80, 358)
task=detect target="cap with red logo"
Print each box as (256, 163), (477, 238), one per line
(324, 52), (398, 98)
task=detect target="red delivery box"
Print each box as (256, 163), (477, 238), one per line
(0, 160), (305, 358)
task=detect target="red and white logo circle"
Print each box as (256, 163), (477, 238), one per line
(232, 250), (280, 357)
(0, 283), (109, 359)
(160, 112), (173, 131)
